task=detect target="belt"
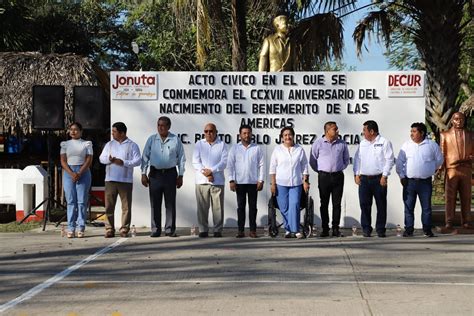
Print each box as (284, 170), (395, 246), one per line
(360, 174), (382, 179)
(150, 166), (176, 174)
(408, 177), (431, 181)
(318, 171), (343, 176)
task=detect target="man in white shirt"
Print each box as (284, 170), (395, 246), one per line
(99, 122), (141, 238)
(227, 125), (265, 238)
(353, 120), (394, 237)
(192, 123), (228, 237)
(396, 122), (443, 237)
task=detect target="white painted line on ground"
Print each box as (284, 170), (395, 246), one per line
(0, 238), (128, 314)
(59, 280), (474, 286)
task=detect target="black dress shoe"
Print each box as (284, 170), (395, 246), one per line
(332, 229), (344, 237)
(363, 232), (371, 237)
(403, 231), (414, 237)
(165, 232), (178, 237)
(235, 232), (245, 238)
(423, 230), (435, 237)
(150, 232), (161, 238)
(377, 233), (386, 238)
(319, 230), (330, 237)
(198, 232), (209, 238)
(213, 232), (223, 238)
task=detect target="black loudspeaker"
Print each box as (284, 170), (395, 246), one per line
(32, 85), (65, 130)
(74, 86), (105, 130)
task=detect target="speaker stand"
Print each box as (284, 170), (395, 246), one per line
(20, 131), (66, 230)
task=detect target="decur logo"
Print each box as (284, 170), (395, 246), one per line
(388, 74), (422, 87)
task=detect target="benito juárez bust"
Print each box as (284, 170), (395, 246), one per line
(258, 15), (296, 72)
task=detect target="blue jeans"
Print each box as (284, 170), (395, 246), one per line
(403, 178), (432, 232)
(63, 165), (91, 232)
(358, 175), (387, 234)
(276, 185), (302, 233)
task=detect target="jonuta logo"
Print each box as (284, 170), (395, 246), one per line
(112, 74), (156, 89)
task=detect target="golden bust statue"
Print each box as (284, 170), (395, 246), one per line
(258, 15), (295, 72)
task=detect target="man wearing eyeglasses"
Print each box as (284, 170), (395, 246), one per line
(141, 116), (186, 238)
(192, 123), (228, 237)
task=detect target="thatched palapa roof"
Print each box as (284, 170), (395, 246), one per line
(0, 52), (109, 134)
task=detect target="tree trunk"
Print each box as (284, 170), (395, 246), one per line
(196, 0), (209, 70)
(420, 0), (465, 134)
(232, 0), (247, 71)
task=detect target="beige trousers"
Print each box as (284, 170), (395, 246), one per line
(195, 184), (224, 233)
(105, 181), (133, 232)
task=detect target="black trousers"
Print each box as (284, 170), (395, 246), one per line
(318, 171), (344, 230)
(359, 175), (387, 234)
(149, 168), (177, 234)
(235, 184), (258, 232)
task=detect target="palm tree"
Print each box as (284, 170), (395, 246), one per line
(175, 0), (354, 70)
(232, 0), (247, 71)
(353, 0), (472, 134)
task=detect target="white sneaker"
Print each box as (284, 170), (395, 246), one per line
(295, 232), (305, 239)
(284, 231), (292, 238)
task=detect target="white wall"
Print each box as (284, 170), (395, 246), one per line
(110, 71), (426, 229)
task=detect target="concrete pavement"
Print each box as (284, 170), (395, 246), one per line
(0, 226), (473, 315)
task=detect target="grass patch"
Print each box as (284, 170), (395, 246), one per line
(0, 221), (41, 232)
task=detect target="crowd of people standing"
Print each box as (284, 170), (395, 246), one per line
(61, 113), (472, 239)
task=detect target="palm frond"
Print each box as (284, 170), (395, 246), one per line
(291, 13), (343, 70)
(353, 10), (392, 57)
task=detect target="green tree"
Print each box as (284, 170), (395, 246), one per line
(172, 0), (352, 71)
(124, 1), (200, 71)
(0, 0), (137, 70)
(353, 0), (473, 135)
(0, 0), (34, 51)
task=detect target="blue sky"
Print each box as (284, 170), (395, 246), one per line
(341, 1), (392, 71)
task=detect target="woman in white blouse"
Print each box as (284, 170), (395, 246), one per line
(60, 122), (93, 238)
(269, 127), (310, 239)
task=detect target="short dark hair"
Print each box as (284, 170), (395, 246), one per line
(70, 122), (83, 131)
(158, 116), (171, 128)
(280, 126), (295, 138)
(239, 124), (252, 133)
(411, 122), (427, 138)
(324, 121), (337, 133)
(363, 120), (379, 134)
(112, 122), (127, 134)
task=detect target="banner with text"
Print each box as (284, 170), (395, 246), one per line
(111, 71), (426, 229)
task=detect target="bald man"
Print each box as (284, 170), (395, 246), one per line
(192, 123), (228, 237)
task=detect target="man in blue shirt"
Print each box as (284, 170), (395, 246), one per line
(310, 121), (350, 237)
(141, 116), (186, 237)
(396, 122), (443, 237)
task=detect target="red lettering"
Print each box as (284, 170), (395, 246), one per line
(388, 74), (422, 87)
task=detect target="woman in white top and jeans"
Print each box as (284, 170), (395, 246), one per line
(60, 122), (93, 238)
(269, 127), (310, 239)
